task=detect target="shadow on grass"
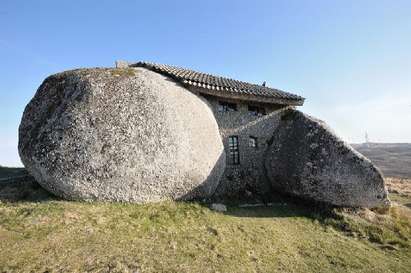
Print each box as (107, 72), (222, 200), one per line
(218, 189), (337, 220)
(0, 167), (334, 223)
(223, 203), (316, 219)
(0, 169), (332, 221)
(0, 177), (332, 224)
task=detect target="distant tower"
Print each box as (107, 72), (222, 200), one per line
(262, 81), (266, 87)
(365, 132), (370, 147)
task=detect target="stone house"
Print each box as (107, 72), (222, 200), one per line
(19, 60), (388, 208)
(120, 61), (305, 199)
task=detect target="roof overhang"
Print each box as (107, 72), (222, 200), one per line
(189, 86), (305, 106)
(126, 61), (305, 106)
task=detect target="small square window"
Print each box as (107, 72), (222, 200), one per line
(219, 101), (237, 112)
(248, 105), (266, 116)
(249, 136), (257, 148)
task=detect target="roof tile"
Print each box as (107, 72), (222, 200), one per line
(130, 61), (305, 105)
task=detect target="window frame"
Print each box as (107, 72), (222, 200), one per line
(248, 105), (266, 116)
(249, 136), (258, 149)
(228, 136), (240, 165)
(218, 101), (237, 112)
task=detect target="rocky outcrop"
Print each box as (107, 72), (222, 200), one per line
(19, 67), (225, 203)
(264, 110), (390, 208)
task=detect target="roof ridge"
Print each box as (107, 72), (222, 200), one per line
(128, 61), (305, 105)
(139, 61), (245, 84)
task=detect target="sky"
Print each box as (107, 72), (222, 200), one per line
(1, 0), (410, 167)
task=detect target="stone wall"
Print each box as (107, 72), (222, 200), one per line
(189, 87), (290, 200)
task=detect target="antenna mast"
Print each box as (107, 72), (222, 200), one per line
(365, 132), (370, 147)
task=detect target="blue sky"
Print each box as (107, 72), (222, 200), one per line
(1, 0), (410, 166)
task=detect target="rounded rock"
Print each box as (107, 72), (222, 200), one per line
(264, 110), (390, 208)
(19, 67), (225, 203)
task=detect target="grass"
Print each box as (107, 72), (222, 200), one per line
(0, 171), (410, 272)
(109, 68), (137, 77)
(391, 193), (411, 207)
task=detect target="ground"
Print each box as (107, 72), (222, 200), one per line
(0, 168), (410, 273)
(352, 143), (411, 178)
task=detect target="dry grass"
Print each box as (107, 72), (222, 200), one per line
(1, 170), (410, 273)
(109, 68), (136, 77)
(0, 200), (410, 273)
(385, 177), (411, 220)
(385, 177), (411, 198)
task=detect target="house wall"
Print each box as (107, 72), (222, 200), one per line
(189, 86), (292, 200)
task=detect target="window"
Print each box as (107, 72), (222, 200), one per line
(218, 101), (237, 112)
(248, 105), (266, 116)
(228, 136), (240, 165)
(249, 136), (257, 149)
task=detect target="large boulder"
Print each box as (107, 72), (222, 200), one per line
(19, 67), (225, 203)
(264, 110), (390, 208)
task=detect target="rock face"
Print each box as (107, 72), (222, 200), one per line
(264, 110), (390, 208)
(19, 67), (226, 203)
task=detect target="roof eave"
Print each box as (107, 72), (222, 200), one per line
(129, 61), (305, 106)
(190, 86), (305, 106)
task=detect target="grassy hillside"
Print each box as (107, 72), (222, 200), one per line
(352, 143), (411, 178)
(0, 166), (27, 181)
(0, 170), (410, 273)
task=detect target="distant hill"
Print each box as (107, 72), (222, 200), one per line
(351, 143), (411, 179)
(0, 165), (27, 180)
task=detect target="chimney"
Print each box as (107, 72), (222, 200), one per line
(115, 60), (129, 68)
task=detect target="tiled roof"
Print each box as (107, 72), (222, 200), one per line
(129, 61), (304, 106)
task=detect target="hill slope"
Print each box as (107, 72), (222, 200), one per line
(0, 166), (27, 181)
(0, 169), (410, 273)
(352, 143), (411, 178)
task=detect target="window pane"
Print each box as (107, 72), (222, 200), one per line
(248, 105), (266, 116)
(219, 101), (237, 112)
(249, 136), (257, 148)
(228, 136), (240, 165)
(249, 138), (254, 147)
